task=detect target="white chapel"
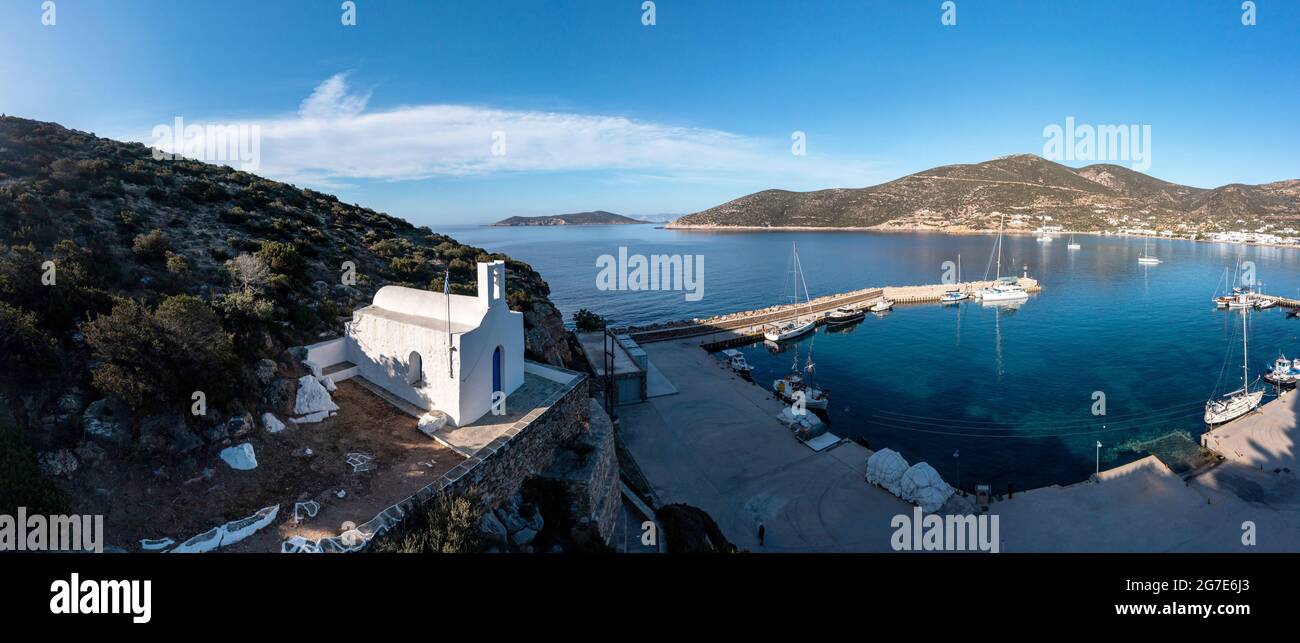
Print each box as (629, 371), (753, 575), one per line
(305, 260), (525, 426)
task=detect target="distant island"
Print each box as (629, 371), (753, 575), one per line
(492, 210), (646, 226)
(668, 154), (1300, 239)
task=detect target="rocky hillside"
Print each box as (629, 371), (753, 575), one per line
(493, 210), (644, 226)
(670, 154), (1300, 234)
(0, 116), (579, 449)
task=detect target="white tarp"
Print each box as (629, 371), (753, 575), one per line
(900, 462), (954, 512)
(865, 448), (910, 495)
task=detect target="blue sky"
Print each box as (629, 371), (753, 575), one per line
(1, 0), (1297, 225)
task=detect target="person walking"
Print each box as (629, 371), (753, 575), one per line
(757, 522), (766, 547)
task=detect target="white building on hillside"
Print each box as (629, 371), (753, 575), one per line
(305, 260), (524, 426)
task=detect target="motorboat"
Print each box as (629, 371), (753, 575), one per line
(1255, 298), (1276, 310)
(1263, 355), (1300, 388)
(825, 306), (865, 325)
(870, 299), (895, 313)
(720, 349), (752, 375)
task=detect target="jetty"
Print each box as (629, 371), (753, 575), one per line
(1258, 294), (1300, 308)
(627, 277), (1041, 345)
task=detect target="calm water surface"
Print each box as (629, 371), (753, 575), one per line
(447, 225), (1300, 490)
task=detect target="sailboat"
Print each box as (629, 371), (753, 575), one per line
(940, 254), (969, 303)
(1204, 308), (1264, 426)
(772, 337), (829, 410)
(763, 242), (818, 342)
(976, 214), (1029, 303)
(1067, 234), (1081, 250)
(1137, 237), (1161, 265)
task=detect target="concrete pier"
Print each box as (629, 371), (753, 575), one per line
(628, 277), (1041, 345)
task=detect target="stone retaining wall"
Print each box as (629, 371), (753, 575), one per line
(284, 361), (594, 553)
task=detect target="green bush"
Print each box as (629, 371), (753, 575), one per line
(573, 308), (605, 332)
(255, 240), (305, 279)
(131, 229), (170, 261)
(83, 295), (238, 412)
(373, 491), (482, 554)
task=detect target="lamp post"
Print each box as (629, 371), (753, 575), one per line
(1095, 439), (1103, 475)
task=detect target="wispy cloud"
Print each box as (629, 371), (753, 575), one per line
(143, 73), (883, 190)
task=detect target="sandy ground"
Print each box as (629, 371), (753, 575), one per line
(622, 339), (1300, 552)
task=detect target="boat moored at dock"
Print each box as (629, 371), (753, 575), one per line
(825, 305), (866, 325)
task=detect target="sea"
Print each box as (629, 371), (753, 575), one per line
(446, 224), (1300, 491)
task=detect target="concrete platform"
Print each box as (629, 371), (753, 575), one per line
(431, 372), (564, 457)
(622, 340), (1300, 552)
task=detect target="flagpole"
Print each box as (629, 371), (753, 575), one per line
(445, 269), (454, 379)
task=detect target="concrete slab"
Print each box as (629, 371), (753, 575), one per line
(433, 373), (564, 456)
(644, 359), (678, 398)
(623, 339), (1300, 552)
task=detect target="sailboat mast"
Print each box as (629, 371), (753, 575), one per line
(1242, 308), (1249, 390)
(995, 214), (1004, 280)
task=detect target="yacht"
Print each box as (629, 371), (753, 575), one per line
(762, 242), (818, 342)
(1137, 237), (1160, 265)
(976, 214), (1029, 303)
(825, 306), (865, 325)
(1205, 308), (1264, 426)
(870, 298), (895, 313)
(1067, 235), (1081, 250)
(940, 254), (969, 303)
(763, 319), (816, 342)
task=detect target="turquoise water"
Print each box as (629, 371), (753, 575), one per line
(447, 225), (1300, 490)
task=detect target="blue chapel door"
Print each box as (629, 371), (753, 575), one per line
(492, 346), (502, 394)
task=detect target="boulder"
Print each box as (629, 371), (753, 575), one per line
(138, 414), (201, 455)
(254, 359), (278, 386)
(417, 412), (448, 438)
(319, 376), (337, 392)
(263, 378), (296, 415)
(37, 449), (78, 477)
(57, 389), (84, 415)
(219, 443), (258, 471)
(294, 375), (338, 416)
(227, 412), (254, 438)
(478, 511), (509, 545)
(262, 412), (286, 434)
(865, 448), (910, 496)
(899, 462), (954, 513)
(495, 506), (529, 534)
(82, 399), (131, 447)
(510, 528), (538, 546)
